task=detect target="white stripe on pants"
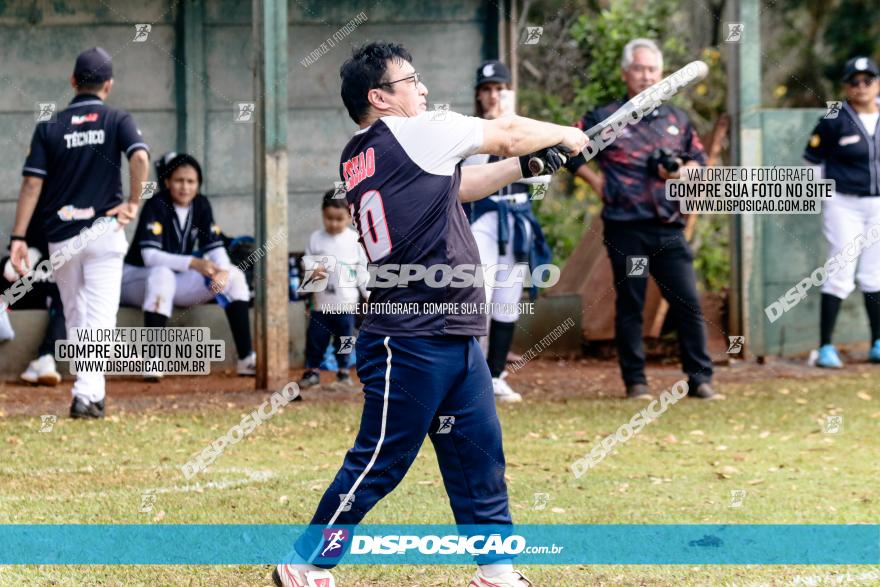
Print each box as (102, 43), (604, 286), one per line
(821, 193), (880, 299)
(49, 226), (128, 403)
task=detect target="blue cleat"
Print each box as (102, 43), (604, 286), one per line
(816, 344), (843, 369)
(869, 340), (880, 363)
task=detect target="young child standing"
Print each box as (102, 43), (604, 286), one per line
(297, 190), (368, 391)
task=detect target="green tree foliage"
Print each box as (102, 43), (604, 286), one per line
(519, 0), (731, 291)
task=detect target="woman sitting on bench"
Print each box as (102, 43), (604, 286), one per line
(120, 153), (256, 379)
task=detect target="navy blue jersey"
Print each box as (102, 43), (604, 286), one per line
(804, 101), (880, 196)
(341, 111), (486, 336)
(124, 190), (225, 267)
(577, 101), (706, 225)
(22, 94), (149, 242)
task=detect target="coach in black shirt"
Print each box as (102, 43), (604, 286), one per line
(9, 47), (149, 419)
(565, 38), (718, 400)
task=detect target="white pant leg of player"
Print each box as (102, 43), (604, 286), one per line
(854, 197), (880, 293)
(173, 267), (253, 362)
(855, 197), (880, 351)
(120, 264), (175, 317)
(471, 212), (501, 355)
(50, 228), (127, 403)
(821, 194), (865, 299)
(172, 267), (250, 307)
(471, 211), (529, 400)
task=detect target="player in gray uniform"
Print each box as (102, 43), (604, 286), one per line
(9, 47), (149, 419)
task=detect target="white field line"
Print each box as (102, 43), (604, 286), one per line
(0, 466), (274, 503)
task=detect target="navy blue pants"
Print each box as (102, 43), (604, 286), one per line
(305, 311), (355, 370)
(294, 331), (511, 565)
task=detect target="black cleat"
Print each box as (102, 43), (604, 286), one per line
(70, 397), (105, 419)
(297, 371), (320, 390)
(688, 382), (722, 400)
(625, 383), (652, 400)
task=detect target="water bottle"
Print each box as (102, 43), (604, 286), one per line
(289, 256), (300, 301)
(205, 276), (230, 308)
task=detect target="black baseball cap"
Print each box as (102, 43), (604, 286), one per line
(475, 60), (511, 88)
(842, 56), (879, 81)
(73, 47), (113, 84)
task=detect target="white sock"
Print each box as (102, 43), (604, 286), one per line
(479, 561), (514, 577)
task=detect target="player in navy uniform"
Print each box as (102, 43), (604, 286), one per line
(9, 47), (149, 419)
(273, 42), (585, 587)
(463, 60), (560, 403)
(120, 153), (256, 378)
(803, 57), (880, 368)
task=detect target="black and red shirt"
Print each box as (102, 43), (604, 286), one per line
(576, 100), (707, 225)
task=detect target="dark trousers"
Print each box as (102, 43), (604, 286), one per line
(37, 285), (66, 357)
(305, 311), (355, 370)
(294, 332), (510, 567)
(603, 220), (713, 388)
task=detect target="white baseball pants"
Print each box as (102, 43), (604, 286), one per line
(49, 225), (128, 403)
(821, 193), (880, 299)
(120, 264), (249, 317)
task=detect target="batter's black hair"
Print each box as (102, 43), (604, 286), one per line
(340, 41), (413, 124)
(322, 189), (350, 211)
(164, 153), (203, 186)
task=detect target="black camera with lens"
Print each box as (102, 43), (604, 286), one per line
(647, 148), (681, 178)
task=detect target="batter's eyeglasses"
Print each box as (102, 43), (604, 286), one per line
(846, 76), (877, 87)
(378, 72), (422, 89)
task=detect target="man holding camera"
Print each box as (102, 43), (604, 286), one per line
(565, 38), (718, 400)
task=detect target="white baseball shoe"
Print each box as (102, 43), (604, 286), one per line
(272, 565), (335, 587)
(237, 351), (257, 376)
(20, 354), (61, 386)
(492, 371), (522, 403)
(468, 569), (533, 586)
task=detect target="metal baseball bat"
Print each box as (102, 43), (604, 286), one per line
(528, 59), (710, 172)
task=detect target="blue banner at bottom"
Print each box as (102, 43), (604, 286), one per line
(2, 524), (878, 565)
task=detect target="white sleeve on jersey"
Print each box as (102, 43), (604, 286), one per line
(382, 111), (484, 176)
(205, 246), (232, 269)
(141, 247), (193, 273)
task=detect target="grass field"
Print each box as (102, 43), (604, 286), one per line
(2, 366), (880, 586)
